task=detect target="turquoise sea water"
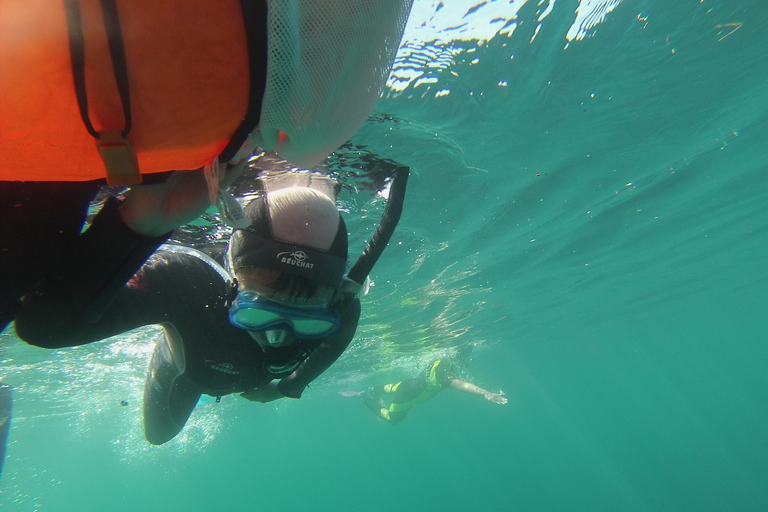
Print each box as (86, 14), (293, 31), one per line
(2, 1), (767, 510)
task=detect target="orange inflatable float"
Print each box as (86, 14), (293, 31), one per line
(1, 0), (414, 185)
(0, 0), (262, 184)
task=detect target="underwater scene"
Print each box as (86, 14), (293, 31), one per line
(1, 0), (767, 510)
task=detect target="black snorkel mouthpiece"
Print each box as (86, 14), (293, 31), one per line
(344, 166), (409, 294)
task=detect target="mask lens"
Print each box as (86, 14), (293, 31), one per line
(291, 318), (338, 336)
(231, 307), (282, 330)
(229, 291), (340, 338)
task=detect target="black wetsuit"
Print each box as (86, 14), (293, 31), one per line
(14, 200), (361, 443)
(22, 249), (360, 396)
(0, 181), (102, 331)
(0, 174), (172, 332)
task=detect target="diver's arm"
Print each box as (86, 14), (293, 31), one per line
(277, 297), (361, 398)
(449, 379), (508, 405)
(119, 163), (245, 237)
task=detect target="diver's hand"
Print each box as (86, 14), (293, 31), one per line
(118, 161), (246, 237)
(484, 391), (508, 405)
(241, 381), (285, 403)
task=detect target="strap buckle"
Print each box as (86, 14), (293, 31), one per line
(95, 130), (141, 186)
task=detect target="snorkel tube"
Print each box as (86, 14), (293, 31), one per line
(341, 166), (409, 297)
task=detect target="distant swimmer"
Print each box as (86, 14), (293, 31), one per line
(360, 346), (507, 425)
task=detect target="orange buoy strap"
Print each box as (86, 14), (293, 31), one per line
(96, 131), (141, 186)
(65, 0), (139, 185)
(100, 0), (132, 137)
(218, 0), (268, 163)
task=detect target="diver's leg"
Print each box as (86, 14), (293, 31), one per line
(360, 382), (416, 424)
(388, 378), (426, 403)
(143, 328), (200, 445)
(360, 397), (408, 425)
(0, 181), (101, 330)
(361, 388), (386, 419)
(377, 378), (425, 425)
(383, 409), (408, 425)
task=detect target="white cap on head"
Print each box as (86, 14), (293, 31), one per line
(267, 187), (340, 251)
(227, 186), (348, 287)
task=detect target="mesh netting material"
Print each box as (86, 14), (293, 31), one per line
(235, 0), (414, 168)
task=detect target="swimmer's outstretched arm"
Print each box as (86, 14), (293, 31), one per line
(449, 379), (508, 405)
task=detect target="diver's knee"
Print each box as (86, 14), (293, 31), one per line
(143, 338), (190, 445)
(144, 421), (181, 445)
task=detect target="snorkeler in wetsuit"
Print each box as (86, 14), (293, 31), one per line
(16, 169), (408, 444)
(362, 346), (507, 425)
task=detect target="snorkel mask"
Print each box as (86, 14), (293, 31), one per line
(229, 291), (340, 340)
(225, 196), (347, 345)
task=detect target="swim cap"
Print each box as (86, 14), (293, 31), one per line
(228, 187), (347, 288)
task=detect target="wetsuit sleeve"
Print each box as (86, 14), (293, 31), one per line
(277, 297), (361, 399)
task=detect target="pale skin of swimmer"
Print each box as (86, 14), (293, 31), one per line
(448, 380), (508, 405)
(118, 161), (246, 237)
